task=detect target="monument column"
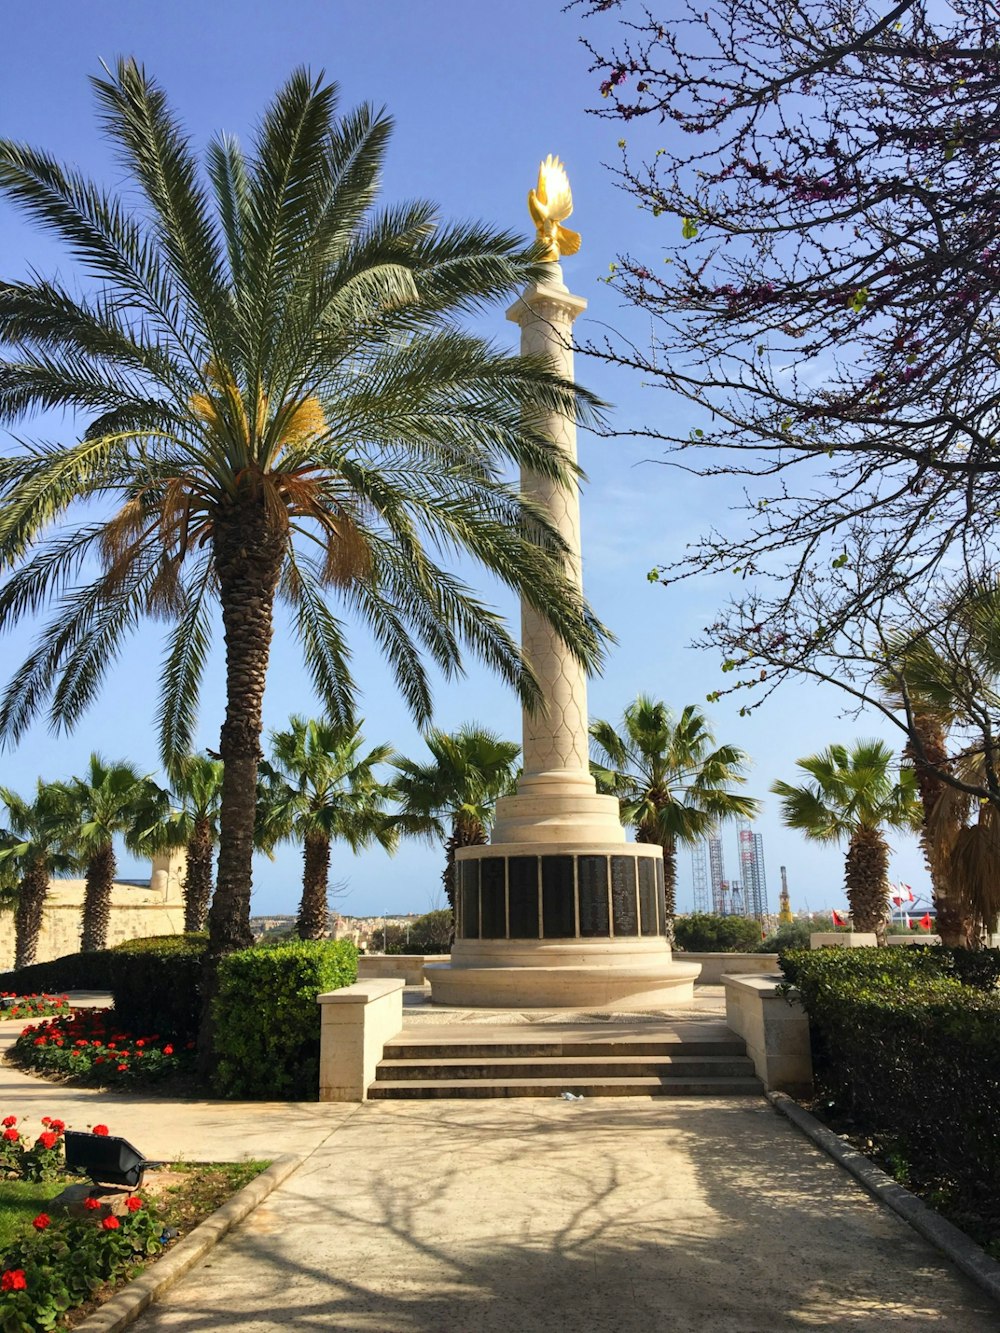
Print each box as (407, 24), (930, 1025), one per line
(427, 157), (699, 1008)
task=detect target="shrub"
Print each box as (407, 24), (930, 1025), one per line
(779, 947), (1000, 1211)
(212, 940), (358, 1100)
(758, 915), (838, 953)
(674, 914), (762, 953)
(0, 951), (116, 996)
(108, 935), (207, 1042)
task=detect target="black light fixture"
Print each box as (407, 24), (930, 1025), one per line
(64, 1131), (162, 1188)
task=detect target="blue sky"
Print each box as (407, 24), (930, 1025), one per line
(0, 0), (928, 919)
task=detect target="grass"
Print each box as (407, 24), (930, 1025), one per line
(0, 1160), (269, 1257)
(0, 1179), (54, 1250)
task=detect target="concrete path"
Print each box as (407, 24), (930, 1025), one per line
(2, 1002), (997, 1330)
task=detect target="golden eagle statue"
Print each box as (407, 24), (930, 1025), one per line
(527, 155), (581, 263)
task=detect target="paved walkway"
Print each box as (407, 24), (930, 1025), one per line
(1, 1001), (997, 1330)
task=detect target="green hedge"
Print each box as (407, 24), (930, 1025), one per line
(108, 934), (207, 1041)
(212, 939), (358, 1100)
(0, 934), (208, 1042)
(0, 949), (116, 995)
(674, 913), (762, 953)
(779, 947), (1000, 1208)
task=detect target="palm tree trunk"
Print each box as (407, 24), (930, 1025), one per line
(907, 714), (970, 947)
(845, 827), (890, 939)
(207, 490), (285, 957)
(297, 832), (331, 939)
(199, 487), (285, 1073)
(13, 854), (49, 970)
(184, 816), (214, 933)
(80, 840), (116, 952)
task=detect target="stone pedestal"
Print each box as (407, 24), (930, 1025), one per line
(428, 263), (699, 1009)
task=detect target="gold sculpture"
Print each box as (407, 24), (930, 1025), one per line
(528, 155), (581, 262)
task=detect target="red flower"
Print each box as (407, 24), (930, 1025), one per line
(40, 1116), (51, 1126)
(94, 1057), (105, 1065)
(101, 1216), (120, 1231)
(32, 1213), (50, 1231)
(163, 1045), (174, 1056)
(92, 1124), (109, 1136)
(1, 1116), (15, 1127)
(49, 1119), (65, 1132)
(124, 1196), (142, 1212)
(83, 1197), (101, 1211)
(37, 1132), (58, 1151)
(135, 1039), (145, 1048)
(116, 1064), (128, 1072)
(2, 1128), (19, 1142)
(1, 1270), (27, 1292)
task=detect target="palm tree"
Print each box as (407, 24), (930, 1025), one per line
(882, 579), (1000, 945)
(63, 755), (166, 952)
(132, 755), (224, 932)
(0, 782), (76, 968)
(772, 740), (922, 938)
(590, 698), (758, 933)
(391, 725), (521, 914)
(0, 62), (607, 970)
(260, 717), (396, 938)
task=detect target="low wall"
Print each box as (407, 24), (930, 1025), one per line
(317, 979), (405, 1102)
(886, 934), (942, 946)
(357, 954), (450, 987)
(723, 973), (812, 1097)
(676, 952), (778, 986)
(810, 932), (877, 949)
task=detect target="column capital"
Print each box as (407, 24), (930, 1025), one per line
(506, 268), (587, 328)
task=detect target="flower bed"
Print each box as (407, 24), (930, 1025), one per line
(8, 1009), (193, 1087)
(1, 1117), (164, 1330)
(0, 1115), (266, 1329)
(0, 994), (70, 1022)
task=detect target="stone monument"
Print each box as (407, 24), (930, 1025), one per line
(427, 158), (699, 1007)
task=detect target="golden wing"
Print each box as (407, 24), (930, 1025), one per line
(556, 225), (581, 256)
(538, 154), (573, 223)
(528, 188), (547, 228)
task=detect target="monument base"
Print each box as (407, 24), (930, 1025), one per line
(427, 938), (700, 1008)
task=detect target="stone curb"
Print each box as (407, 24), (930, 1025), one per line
(768, 1091), (1000, 1306)
(75, 1153), (303, 1332)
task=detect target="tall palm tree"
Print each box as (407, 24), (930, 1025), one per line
(63, 754), (166, 952)
(882, 579), (1000, 945)
(391, 725), (520, 914)
(132, 755), (224, 932)
(0, 62), (607, 972)
(590, 698), (758, 933)
(0, 782), (76, 969)
(772, 740), (922, 938)
(261, 717), (396, 938)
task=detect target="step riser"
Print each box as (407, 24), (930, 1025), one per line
(370, 1080), (763, 1100)
(384, 1041), (747, 1060)
(376, 1059), (756, 1082)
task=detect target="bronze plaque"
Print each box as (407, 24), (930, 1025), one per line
(542, 855), (576, 938)
(611, 856), (638, 936)
(508, 856), (540, 938)
(480, 857), (507, 939)
(460, 860), (480, 939)
(578, 856), (609, 937)
(638, 857), (658, 936)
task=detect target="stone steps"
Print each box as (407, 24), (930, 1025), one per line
(370, 1031), (763, 1099)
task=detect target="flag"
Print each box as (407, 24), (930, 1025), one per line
(832, 910), (846, 927)
(901, 883), (915, 903)
(919, 912), (933, 931)
(891, 895), (903, 907)
(906, 913), (912, 929)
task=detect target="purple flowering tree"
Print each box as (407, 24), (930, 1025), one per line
(575, 0), (1000, 728)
